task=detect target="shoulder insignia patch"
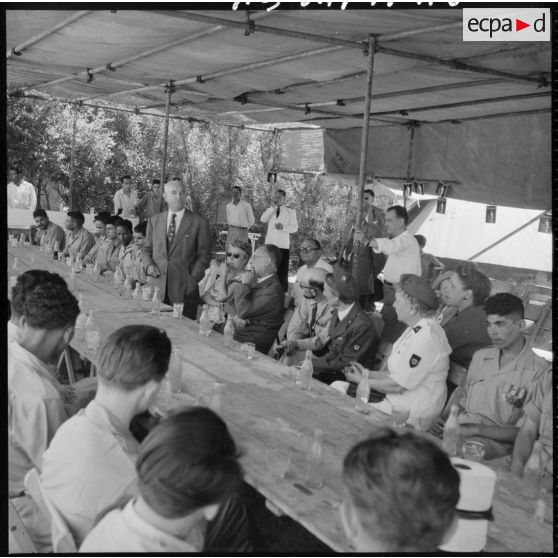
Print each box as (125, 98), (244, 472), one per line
(409, 354), (421, 368)
(353, 344), (360, 351)
(413, 325), (422, 333)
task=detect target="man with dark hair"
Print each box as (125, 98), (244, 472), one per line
(312, 267), (378, 384)
(92, 211), (110, 238)
(9, 280), (80, 550)
(226, 185), (255, 243)
(84, 214), (121, 273)
(29, 208), (66, 250)
(41, 325), (172, 546)
(355, 204), (421, 343)
(116, 219), (135, 276)
(113, 175), (139, 218)
(260, 189), (298, 292)
(143, 179), (212, 320)
(9, 270), (67, 344)
(8, 165), (37, 209)
(430, 293), (548, 459)
(62, 210), (95, 260)
(415, 234), (445, 284)
(132, 221), (148, 284)
(233, 244), (285, 353)
(292, 237), (333, 305)
(341, 428), (459, 552)
(80, 408), (251, 552)
(136, 178), (167, 221)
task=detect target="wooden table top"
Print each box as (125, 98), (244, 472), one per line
(8, 244), (554, 553)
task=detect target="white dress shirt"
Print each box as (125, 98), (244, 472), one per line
(373, 229), (421, 283)
(166, 207), (186, 234)
(337, 303), (355, 322)
(113, 189), (140, 218)
(226, 199), (255, 229)
(260, 206), (298, 249)
(8, 180), (37, 209)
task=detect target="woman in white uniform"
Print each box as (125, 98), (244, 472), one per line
(332, 274), (451, 426)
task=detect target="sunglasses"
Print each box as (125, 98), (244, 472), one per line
(226, 252), (243, 259)
(300, 247), (318, 253)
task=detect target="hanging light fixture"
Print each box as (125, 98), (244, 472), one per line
(436, 197), (447, 214)
(486, 203), (497, 224)
(538, 211), (552, 234)
(403, 180), (413, 199)
(436, 179), (449, 214)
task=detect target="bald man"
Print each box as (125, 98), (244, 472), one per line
(143, 180), (212, 319)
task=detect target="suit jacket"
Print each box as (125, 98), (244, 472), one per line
(234, 275), (285, 327)
(142, 210), (212, 303)
(313, 304), (378, 372)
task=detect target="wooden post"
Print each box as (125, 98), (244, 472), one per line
(404, 123), (416, 209)
(68, 105), (78, 208)
(352, 35), (376, 280)
(160, 80), (175, 187)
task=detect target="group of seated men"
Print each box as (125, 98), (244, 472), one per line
(9, 268), (464, 552)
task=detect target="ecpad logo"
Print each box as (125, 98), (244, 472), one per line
(463, 9), (550, 42)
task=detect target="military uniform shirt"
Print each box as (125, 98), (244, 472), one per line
(287, 296), (333, 351)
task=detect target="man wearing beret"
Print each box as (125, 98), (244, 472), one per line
(311, 267), (379, 384)
(334, 274), (451, 427)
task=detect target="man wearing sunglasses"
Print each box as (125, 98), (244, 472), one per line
(293, 238), (333, 306)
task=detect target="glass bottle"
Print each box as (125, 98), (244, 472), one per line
(533, 488), (547, 524)
(443, 404), (461, 457)
(304, 428), (324, 489)
(39, 234), (46, 252)
(113, 266), (123, 291)
(92, 261), (101, 282)
(12, 257), (20, 274)
(210, 382), (225, 413)
(151, 287), (161, 316)
(298, 350), (313, 391)
(523, 440), (542, 498)
(68, 268), (76, 292)
(199, 304), (211, 336)
(168, 349), (183, 392)
(74, 253), (82, 273)
(223, 315), (235, 348)
(122, 277), (134, 300)
(132, 283), (142, 310)
(53, 240), (60, 260)
(85, 310), (101, 351)
(355, 368), (371, 414)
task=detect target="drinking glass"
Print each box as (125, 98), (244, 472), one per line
(86, 330), (101, 351)
(267, 448), (292, 479)
(173, 303), (184, 319)
(391, 405), (410, 428)
(462, 440), (485, 462)
(28, 254), (36, 265)
(242, 342), (256, 360)
(168, 350), (183, 393)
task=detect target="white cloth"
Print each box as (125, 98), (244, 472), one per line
(113, 189), (139, 218)
(375, 317), (451, 425)
(373, 229), (421, 283)
(337, 303), (355, 322)
(8, 320), (23, 344)
(80, 499), (203, 553)
(8, 179), (37, 209)
(226, 199), (255, 229)
(41, 400), (139, 546)
(293, 258), (334, 304)
(8, 341), (69, 497)
(257, 273), (274, 284)
(260, 206), (298, 249)
(166, 207), (185, 235)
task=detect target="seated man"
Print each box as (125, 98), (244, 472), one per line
(29, 208), (66, 251)
(116, 219), (135, 277)
(62, 210), (96, 261)
(9, 280), (80, 550)
(430, 293), (549, 459)
(291, 238), (333, 306)
(132, 221), (148, 285)
(92, 211), (111, 239)
(84, 215), (121, 273)
(233, 244), (285, 354)
(312, 267), (378, 384)
(277, 267), (333, 366)
(341, 428), (459, 552)
(80, 408), (245, 552)
(511, 370), (552, 479)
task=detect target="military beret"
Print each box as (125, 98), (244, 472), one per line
(330, 266), (359, 301)
(398, 274), (439, 311)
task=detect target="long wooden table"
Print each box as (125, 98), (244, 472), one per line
(8, 244), (554, 553)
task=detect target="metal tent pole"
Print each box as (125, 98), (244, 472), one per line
(69, 105), (78, 208)
(160, 81), (175, 187)
(352, 35), (376, 281)
(403, 123), (417, 209)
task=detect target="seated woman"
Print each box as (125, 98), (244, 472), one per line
(198, 239), (251, 326)
(332, 274), (451, 427)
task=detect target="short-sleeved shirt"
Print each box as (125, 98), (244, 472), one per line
(65, 227), (96, 260)
(8, 341), (69, 497)
(8, 179), (37, 209)
(113, 189), (139, 218)
(33, 221), (66, 251)
(519, 371), (552, 469)
(41, 400), (139, 546)
(86, 236), (121, 273)
(118, 242), (136, 277)
(459, 339), (549, 427)
(287, 296), (333, 350)
(385, 317), (452, 422)
(80, 499), (203, 553)
(443, 305), (492, 368)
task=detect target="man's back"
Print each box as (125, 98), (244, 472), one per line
(41, 400), (138, 546)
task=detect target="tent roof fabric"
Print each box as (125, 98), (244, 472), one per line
(7, 9), (550, 128)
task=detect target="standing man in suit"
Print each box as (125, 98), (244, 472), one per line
(233, 244), (285, 354)
(260, 189), (298, 292)
(142, 180), (212, 320)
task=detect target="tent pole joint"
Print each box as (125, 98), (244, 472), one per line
(538, 73), (549, 88)
(244, 12), (256, 36)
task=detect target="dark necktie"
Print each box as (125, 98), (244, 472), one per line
(309, 304), (318, 333)
(276, 206), (280, 219)
(168, 213), (176, 248)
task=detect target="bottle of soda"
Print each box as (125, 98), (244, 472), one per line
(355, 368), (371, 415)
(223, 315), (235, 348)
(39, 235), (46, 252)
(210, 382), (225, 413)
(299, 350), (313, 391)
(12, 257), (20, 274)
(523, 440), (542, 498)
(199, 304), (211, 336)
(92, 261), (101, 282)
(132, 283), (142, 310)
(122, 277), (134, 300)
(443, 405), (461, 457)
(151, 287), (161, 317)
(68, 268), (76, 292)
(533, 488), (547, 524)
(305, 428), (324, 489)
(53, 240), (60, 260)
(85, 310), (101, 352)
(113, 266), (123, 291)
